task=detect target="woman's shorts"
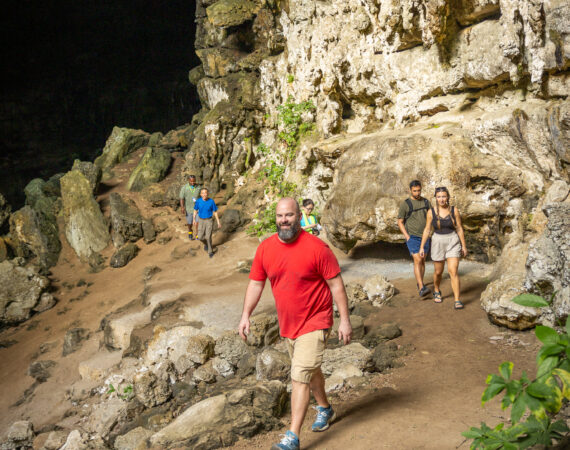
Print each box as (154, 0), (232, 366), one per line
(431, 232), (461, 261)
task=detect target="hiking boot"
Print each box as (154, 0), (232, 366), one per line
(203, 244), (208, 252)
(188, 233), (194, 240)
(311, 405), (336, 432)
(209, 252), (214, 258)
(270, 431), (299, 450)
(419, 286), (431, 297)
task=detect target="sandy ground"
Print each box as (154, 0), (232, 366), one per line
(0, 150), (540, 448)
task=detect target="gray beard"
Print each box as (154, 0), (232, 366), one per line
(277, 221), (301, 242)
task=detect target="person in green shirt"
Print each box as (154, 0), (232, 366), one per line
(397, 180), (432, 298)
(179, 175), (201, 240)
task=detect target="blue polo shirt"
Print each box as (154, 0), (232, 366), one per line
(194, 198), (218, 219)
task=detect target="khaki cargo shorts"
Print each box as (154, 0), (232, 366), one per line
(197, 217), (213, 240)
(286, 329), (330, 384)
(431, 231), (462, 261)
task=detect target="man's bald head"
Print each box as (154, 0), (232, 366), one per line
(277, 197), (301, 215)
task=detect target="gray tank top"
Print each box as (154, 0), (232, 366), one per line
(432, 207), (456, 235)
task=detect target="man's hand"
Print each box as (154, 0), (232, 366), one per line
(181, 208), (186, 216)
(419, 249), (425, 258)
(217, 221), (222, 229)
(337, 319), (352, 345)
(238, 316), (250, 341)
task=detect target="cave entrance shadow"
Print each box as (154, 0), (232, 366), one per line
(348, 241), (410, 261)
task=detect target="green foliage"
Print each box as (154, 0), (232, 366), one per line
(247, 96), (316, 236)
(276, 95), (316, 158)
(462, 295), (570, 449)
(247, 201), (278, 237)
(287, 74), (295, 83)
(107, 383), (134, 401)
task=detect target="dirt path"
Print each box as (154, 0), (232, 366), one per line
(230, 269), (539, 450)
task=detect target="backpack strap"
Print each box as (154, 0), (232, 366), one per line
(404, 199), (413, 223)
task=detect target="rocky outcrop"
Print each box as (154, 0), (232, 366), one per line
(0, 193), (10, 232)
(9, 205), (61, 269)
(1, 421), (34, 449)
(109, 193), (145, 248)
(481, 202), (570, 329)
(126, 147), (171, 192)
(0, 259), (51, 325)
(60, 170), (109, 260)
(94, 127), (150, 171)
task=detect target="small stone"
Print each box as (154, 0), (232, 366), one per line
(41, 430), (68, 450)
(62, 328), (90, 356)
(5, 421), (34, 449)
(110, 243), (139, 268)
(27, 360), (56, 383)
(256, 347), (291, 381)
(114, 427), (153, 450)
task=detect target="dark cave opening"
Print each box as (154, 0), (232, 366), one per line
(0, 0), (201, 208)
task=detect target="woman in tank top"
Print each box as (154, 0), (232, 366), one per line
(419, 187), (468, 309)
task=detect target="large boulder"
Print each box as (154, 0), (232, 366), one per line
(126, 147), (172, 192)
(109, 243), (139, 268)
(525, 203), (570, 308)
(60, 170), (110, 260)
(133, 370), (171, 408)
(321, 342), (374, 376)
(0, 260), (50, 325)
(321, 124), (547, 262)
(94, 126), (150, 170)
(9, 205), (61, 269)
(109, 193), (144, 247)
(480, 273), (539, 330)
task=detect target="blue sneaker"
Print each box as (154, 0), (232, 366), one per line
(271, 431), (299, 450)
(311, 405), (336, 432)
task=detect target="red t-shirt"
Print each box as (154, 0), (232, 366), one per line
(249, 230), (341, 339)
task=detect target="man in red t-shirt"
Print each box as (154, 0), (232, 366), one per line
(238, 197), (352, 450)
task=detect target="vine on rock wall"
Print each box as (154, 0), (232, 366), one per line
(462, 293), (570, 449)
(247, 96), (316, 237)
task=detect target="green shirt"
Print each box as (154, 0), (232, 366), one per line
(397, 197), (431, 237)
(179, 183), (201, 209)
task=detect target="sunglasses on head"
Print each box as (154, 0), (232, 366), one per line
(435, 187), (447, 192)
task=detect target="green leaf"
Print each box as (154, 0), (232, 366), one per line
(537, 344), (564, 363)
(544, 376), (562, 412)
(526, 381), (552, 398)
(461, 429), (483, 439)
(552, 368), (570, 399)
(499, 361), (513, 380)
(482, 382), (506, 405)
(535, 326), (560, 345)
(536, 356), (559, 379)
(512, 293), (550, 308)
(486, 373), (505, 385)
(510, 394), (526, 423)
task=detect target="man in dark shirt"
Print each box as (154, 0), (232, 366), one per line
(397, 180), (431, 297)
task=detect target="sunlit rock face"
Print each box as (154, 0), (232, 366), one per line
(186, 0), (568, 268)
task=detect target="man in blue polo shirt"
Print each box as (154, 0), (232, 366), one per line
(193, 188), (221, 258)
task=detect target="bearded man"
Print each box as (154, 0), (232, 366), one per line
(238, 197), (352, 450)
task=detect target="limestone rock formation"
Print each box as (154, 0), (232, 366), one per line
(9, 205), (61, 269)
(0, 259), (51, 325)
(1, 420), (34, 450)
(94, 126), (150, 170)
(60, 170), (109, 260)
(126, 147), (171, 192)
(109, 193), (145, 247)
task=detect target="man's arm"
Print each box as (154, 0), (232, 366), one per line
(238, 279), (266, 341)
(326, 274), (352, 345)
(213, 211), (221, 229)
(397, 218), (410, 241)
